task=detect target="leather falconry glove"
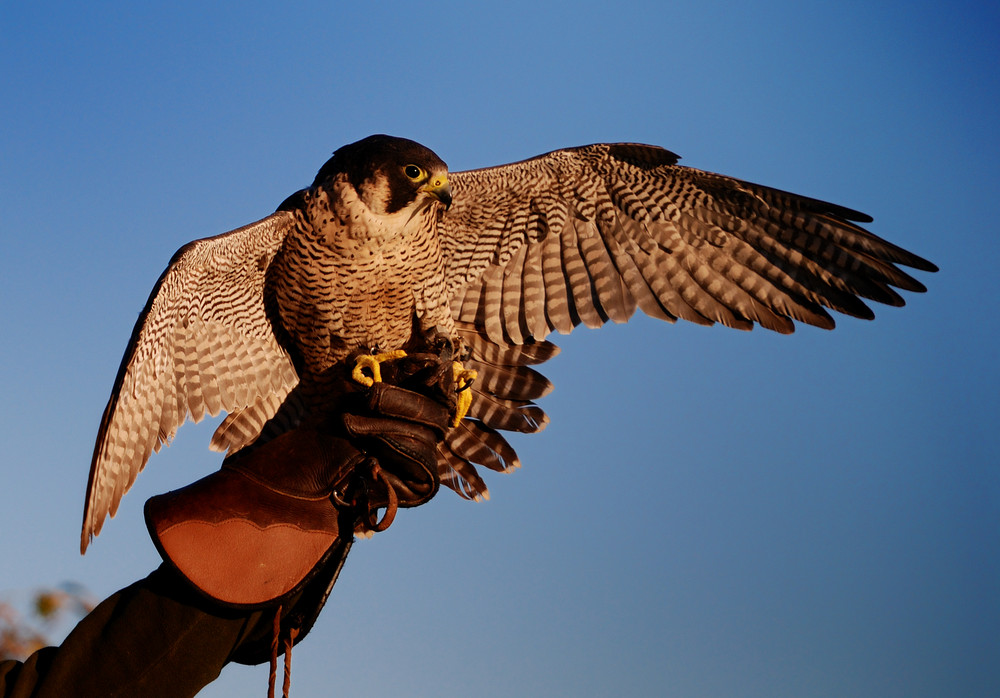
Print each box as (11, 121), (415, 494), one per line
(229, 351), (462, 675)
(144, 351), (455, 611)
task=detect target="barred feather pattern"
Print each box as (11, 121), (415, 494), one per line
(83, 137), (936, 550)
(443, 143), (936, 346)
(83, 213), (299, 550)
(83, 170), (454, 550)
(431, 142), (935, 499)
(267, 179), (454, 379)
(435, 324), (558, 500)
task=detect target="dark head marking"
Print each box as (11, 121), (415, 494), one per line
(313, 135), (449, 214)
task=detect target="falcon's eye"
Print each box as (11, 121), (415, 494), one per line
(403, 164), (425, 181)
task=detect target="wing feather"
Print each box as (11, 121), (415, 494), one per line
(442, 143), (935, 344)
(567, 216), (611, 329)
(501, 242), (529, 344)
(81, 212), (299, 552)
(539, 222), (575, 334)
(436, 444), (489, 501)
(435, 143), (936, 496)
(432, 323), (557, 500)
(521, 237), (549, 340)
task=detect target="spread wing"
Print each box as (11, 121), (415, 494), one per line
(434, 143), (937, 500)
(81, 212), (299, 552)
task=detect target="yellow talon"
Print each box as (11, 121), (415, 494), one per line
(353, 351), (476, 427)
(352, 350), (407, 387)
(451, 362), (478, 426)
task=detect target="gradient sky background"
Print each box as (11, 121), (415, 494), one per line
(1, 2), (997, 696)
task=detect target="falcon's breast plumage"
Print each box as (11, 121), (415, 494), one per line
(81, 135), (937, 551)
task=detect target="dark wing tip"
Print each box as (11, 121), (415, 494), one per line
(606, 143), (681, 167)
(906, 255), (939, 274)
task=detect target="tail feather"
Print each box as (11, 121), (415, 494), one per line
(436, 325), (559, 500)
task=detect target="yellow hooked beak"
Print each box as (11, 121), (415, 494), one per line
(421, 174), (452, 210)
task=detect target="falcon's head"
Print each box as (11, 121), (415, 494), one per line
(313, 134), (452, 215)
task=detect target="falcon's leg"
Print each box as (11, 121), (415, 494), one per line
(422, 326), (472, 363)
(421, 328), (477, 426)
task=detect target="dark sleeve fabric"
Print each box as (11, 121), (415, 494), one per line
(0, 565), (274, 698)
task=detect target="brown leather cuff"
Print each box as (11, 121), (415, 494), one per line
(145, 466), (348, 609)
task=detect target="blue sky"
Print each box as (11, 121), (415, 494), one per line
(1, 1), (997, 696)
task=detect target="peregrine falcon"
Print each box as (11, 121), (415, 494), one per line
(81, 135), (937, 552)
